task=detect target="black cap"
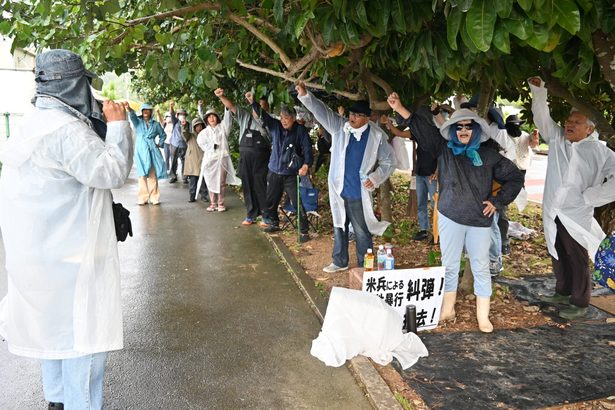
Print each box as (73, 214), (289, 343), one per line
(348, 100), (371, 116)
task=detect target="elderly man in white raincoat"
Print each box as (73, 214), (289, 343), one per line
(296, 84), (396, 273)
(529, 76), (615, 319)
(0, 50), (133, 409)
(196, 88), (241, 212)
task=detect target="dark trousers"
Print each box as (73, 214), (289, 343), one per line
(265, 172), (308, 234)
(164, 143), (171, 172)
(552, 217), (591, 307)
(497, 205), (509, 248)
(239, 150), (269, 219)
(187, 176), (208, 200)
(169, 145), (186, 179)
(314, 152), (329, 174)
(332, 198), (373, 267)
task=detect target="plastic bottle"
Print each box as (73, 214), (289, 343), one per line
(377, 245), (386, 271)
(384, 248), (395, 270)
(364, 248), (374, 271)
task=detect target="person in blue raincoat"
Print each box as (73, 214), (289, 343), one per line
(128, 103), (168, 205)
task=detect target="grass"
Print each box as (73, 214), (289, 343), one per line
(395, 392), (413, 410)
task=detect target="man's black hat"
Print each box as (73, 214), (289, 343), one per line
(348, 100), (371, 116)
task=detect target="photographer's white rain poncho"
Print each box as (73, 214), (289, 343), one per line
(529, 79), (615, 260)
(0, 106), (133, 359)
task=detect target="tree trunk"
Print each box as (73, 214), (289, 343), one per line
(477, 81), (496, 119)
(379, 179), (393, 223)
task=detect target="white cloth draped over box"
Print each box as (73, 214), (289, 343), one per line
(311, 287), (428, 369)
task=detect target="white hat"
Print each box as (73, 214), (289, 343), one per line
(439, 108), (491, 142)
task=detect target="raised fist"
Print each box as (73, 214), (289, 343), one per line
(103, 100), (128, 122)
(528, 76), (543, 87)
(245, 91), (254, 104)
(295, 82), (307, 97)
(387, 92), (401, 111)
(214, 88), (224, 97)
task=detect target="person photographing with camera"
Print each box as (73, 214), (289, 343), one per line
(0, 49), (134, 409)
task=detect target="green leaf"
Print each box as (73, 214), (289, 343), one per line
(177, 67), (189, 84)
(454, 0), (473, 12)
(465, 0), (496, 52)
(542, 25), (561, 52)
(447, 7), (462, 50)
(132, 25), (145, 41)
(494, 0), (513, 18)
(549, 0), (580, 34)
(492, 22), (510, 53)
(273, 0), (284, 24)
(354, 0), (369, 27)
(502, 13), (533, 40)
(517, 0), (533, 12)
(391, 0), (406, 32)
(204, 76), (219, 90)
(197, 47), (214, 62)
(459, 18), (480, 53)
(525, 23), (549, 50)
(293, 11), (314, 38)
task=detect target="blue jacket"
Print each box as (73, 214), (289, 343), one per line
(252, 102), (312, 175)
(129, 111), (168, 178)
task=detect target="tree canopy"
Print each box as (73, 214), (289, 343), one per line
(1, 0), (614, 146)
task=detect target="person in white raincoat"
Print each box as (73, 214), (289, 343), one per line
(197, 88), (240, 212)
(529, 76), (615, 319)
(0, 50), (133, 409)
(296, 84), (396, 273)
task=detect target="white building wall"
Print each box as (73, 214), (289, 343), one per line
(0, 38), (35, 140)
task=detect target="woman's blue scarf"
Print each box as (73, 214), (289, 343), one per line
(447, 124), (483, 166)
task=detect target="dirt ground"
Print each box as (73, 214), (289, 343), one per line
(275, 172), (612, 409)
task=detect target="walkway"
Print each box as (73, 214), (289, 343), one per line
(0, 171), (371, 409)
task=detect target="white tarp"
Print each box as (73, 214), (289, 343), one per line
(311, 287), (428, 369)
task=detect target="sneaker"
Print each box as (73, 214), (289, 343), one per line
(242, 218), (254, 226)
(182, 178), (189, 184)
(412, 230), (428, 241)
(259, 218), (272, 228)
(501, 244), (511, 256)
(169, 177), (177, 184)
(206, 205), (217, 212)
(217, 206), (226, 212)
(489, 260), (503, 277)
(559, 305), (588, 320)
(263, 225), (280, 233)
(299, 233), (310, 243)
(188, 196), (196, 203)
(322, 263), (349, 273)
(540, 293), (570, 305)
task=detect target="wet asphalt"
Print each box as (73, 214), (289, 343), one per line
(0, 171), (370, 409)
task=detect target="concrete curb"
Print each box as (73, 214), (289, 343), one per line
(265, 233), (403, 410)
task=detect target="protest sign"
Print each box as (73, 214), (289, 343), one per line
(362, 267), (445, 331)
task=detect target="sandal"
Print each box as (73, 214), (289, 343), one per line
(217, 206), (226, 212)
(206, 205), (217, 212)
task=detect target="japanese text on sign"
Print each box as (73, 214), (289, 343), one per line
(362, 267), (445, 331)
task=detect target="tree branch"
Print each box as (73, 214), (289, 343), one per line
(236, 59), (362, 100)
(125, 2), (220, 26)
(592, 30), (615, 94)
(227, 11), (292, 68)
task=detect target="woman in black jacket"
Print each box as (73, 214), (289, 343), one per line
(388, 94), (524, 333)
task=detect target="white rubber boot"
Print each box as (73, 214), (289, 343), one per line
(476, 296), (494, 333)
(439, 291), (457, 321)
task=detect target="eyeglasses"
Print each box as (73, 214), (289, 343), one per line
(349, 112), (367, 118)
(455, 123), (473, 131)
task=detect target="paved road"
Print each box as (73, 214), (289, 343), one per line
(0, 171), (371, 409)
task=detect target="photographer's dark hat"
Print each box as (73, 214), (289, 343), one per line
(506, 114), (525, 125)
(34, 49), (96, 82)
